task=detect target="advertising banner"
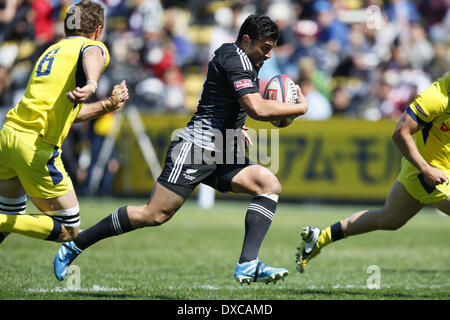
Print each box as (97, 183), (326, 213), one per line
(115, 113), (401, 202)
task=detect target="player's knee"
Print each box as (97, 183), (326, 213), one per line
(252, 167), (281, 195)
(260, 174), (281, 195)
(269, 178), (282, 195)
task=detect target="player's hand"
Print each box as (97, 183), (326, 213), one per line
(292, 84), (309, 117)
(422, 166), (448, 187)
(242, 125), (253, 151)
(296, 85), (307, 105)
(66, 84), (95, 103)
(108, 80), (129, 111)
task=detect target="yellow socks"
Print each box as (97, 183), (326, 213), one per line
(318, 226), (333, 248)
(318, 221), (346, 249)
(0, 213), (61, 241)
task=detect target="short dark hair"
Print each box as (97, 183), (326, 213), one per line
(64, 0), (105, 37)
(237, 14), (279, 43)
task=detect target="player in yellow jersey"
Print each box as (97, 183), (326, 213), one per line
(296, 73), (450, 272)
(0, 0), (129, 244)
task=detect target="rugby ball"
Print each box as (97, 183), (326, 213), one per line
(263, 74), (298, 128)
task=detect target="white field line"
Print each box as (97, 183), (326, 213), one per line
(167, 283), (450, 291)
(26, 285), (123, 293)
(27, 283), (449, 293)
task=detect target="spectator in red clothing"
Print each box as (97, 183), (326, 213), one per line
(32, 0), (54, 44)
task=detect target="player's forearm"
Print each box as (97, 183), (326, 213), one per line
(241, 94), (308, 121)
(262, 99), (308, 120)
(75, 80), (128, 122)
(392, 129), (430, 173)
(74, 100), (111, 123)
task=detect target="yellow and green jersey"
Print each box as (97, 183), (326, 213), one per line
(406, 73), (450, 171)
(4, 36), (109, 147)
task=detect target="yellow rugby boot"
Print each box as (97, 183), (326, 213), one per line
(295, 226), (332, 273)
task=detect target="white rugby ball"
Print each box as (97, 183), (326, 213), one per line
(263, 74), (298, 128)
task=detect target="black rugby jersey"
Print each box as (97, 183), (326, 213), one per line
(178, 43), (260, 151)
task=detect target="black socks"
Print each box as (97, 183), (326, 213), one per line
(74, 206), (133, 250)
(239, 194), (278, 264)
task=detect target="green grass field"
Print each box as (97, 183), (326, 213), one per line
(0, 198), (449, 300)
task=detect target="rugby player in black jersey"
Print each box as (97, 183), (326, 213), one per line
(54, 13), (308, 284)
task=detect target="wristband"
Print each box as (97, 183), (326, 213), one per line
(102, 100), (113, 112)
(87, 79), (97, 87)
(87, 80), (97, 94)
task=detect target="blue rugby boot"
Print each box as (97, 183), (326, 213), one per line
(234, 259), (289, 285)
(53, 241), (82, 281)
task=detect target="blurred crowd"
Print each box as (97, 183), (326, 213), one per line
(0, 0), (449, 194)
(1, 0), (449, 117)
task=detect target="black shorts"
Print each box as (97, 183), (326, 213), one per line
(157, 137), (255, 198)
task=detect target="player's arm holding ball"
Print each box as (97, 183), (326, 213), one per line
(240, 84), (308, 121)
(239, 80), (308, 129)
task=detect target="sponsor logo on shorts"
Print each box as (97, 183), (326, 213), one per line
(183, 168), (198, 181)
(183, 174), (196, 181)
(234, 79), (253, 91)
